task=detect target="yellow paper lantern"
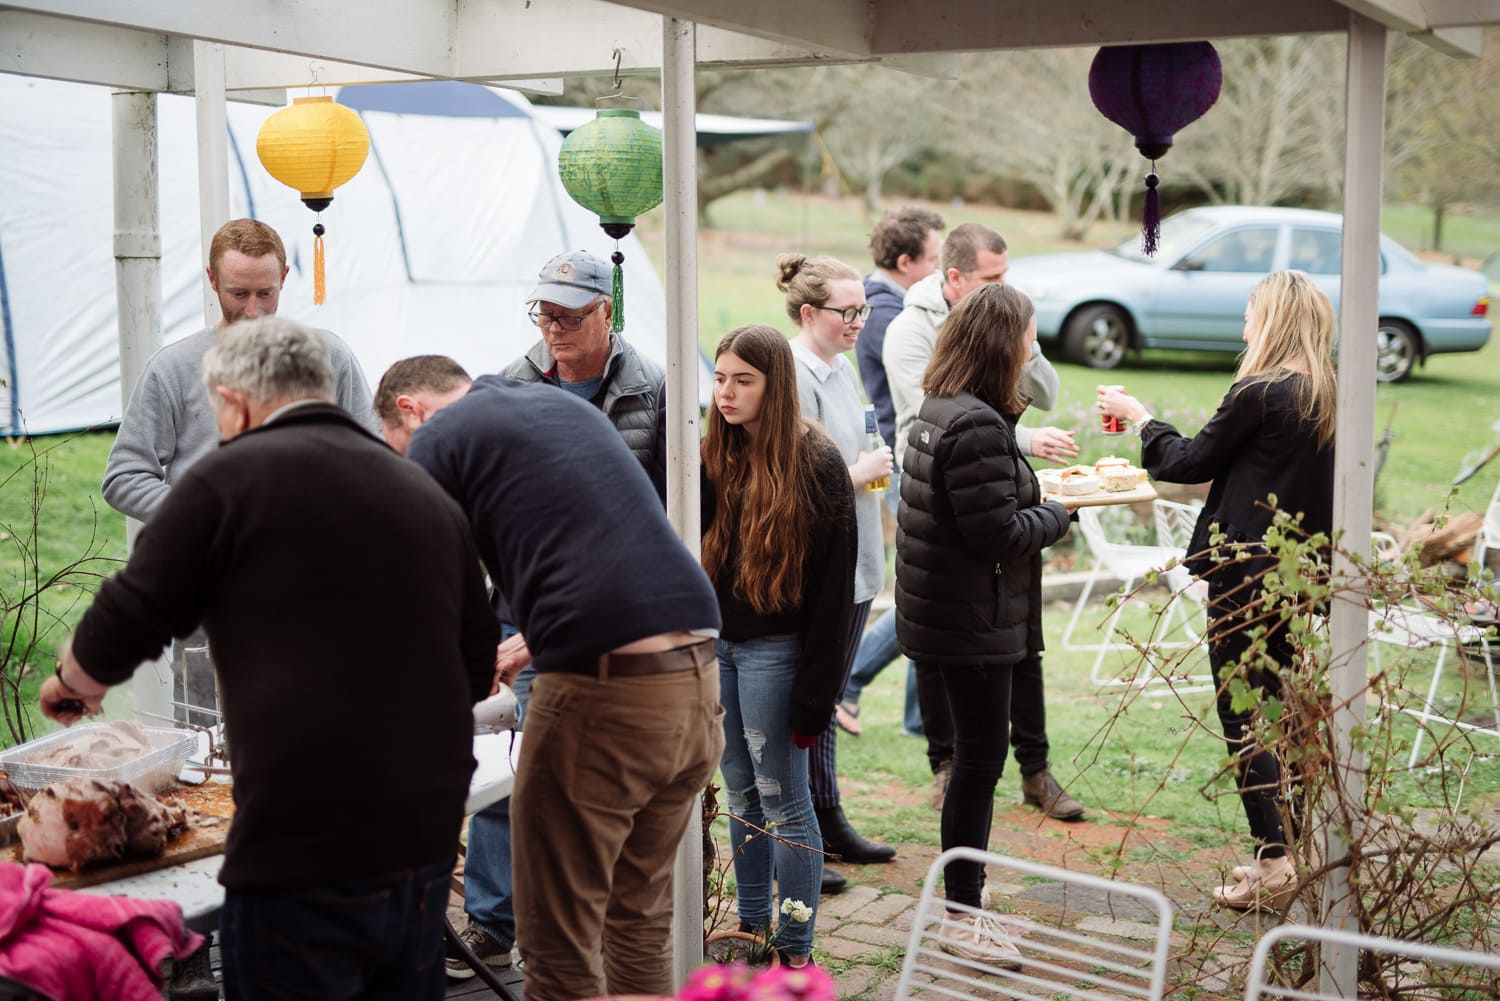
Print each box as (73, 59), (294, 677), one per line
(256, 96), (370, 303)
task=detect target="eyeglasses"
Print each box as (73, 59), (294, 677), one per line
(811, 303), (873, 324)
(528, 298), (604, 331)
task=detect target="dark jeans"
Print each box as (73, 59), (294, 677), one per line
(1209, 572), (1300, 860)
(810, 598), (873, 809)
(220, 856), (453, 1001)
(917, 654), (1049, 778)
(936, 663), (1012, 908)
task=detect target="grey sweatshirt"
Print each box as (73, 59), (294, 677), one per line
(883, 271), (1059, 465)
(101, 327), (377, 521)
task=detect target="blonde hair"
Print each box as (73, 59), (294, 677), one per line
(776, 254), (861, 325)
(1236, 270), (1337, 448)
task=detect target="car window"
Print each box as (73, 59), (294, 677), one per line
(1288, 229), (1342, 274)
(1115, 212), (1217, 262)
(1190, 227), (1279, 273)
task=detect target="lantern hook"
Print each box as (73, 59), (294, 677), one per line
(611, 49), (623, 93)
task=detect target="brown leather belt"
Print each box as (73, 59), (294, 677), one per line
(547, 638), (717, 680)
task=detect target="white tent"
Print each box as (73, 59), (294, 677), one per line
(0, 76), (673, 435)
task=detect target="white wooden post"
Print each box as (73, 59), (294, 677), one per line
(193, 40), (230, 328)
(662, 14), (704, 989)
(111, 88), (173, 722)
(1323, 10), (1387, 996)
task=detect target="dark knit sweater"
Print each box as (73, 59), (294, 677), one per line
(408, 375), (721, 670)
(73, 403), (499, 891)
(703, 431), (857, 735)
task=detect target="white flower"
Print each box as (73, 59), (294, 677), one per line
(780, 898), (813, 923)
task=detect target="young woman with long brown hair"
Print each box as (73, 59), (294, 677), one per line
(702, 324), (856, 966)
(896, 283), (1076, 966)
(1099, 269), (1337, 912)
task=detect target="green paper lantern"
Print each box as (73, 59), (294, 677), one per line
(558, 108), (664, 332)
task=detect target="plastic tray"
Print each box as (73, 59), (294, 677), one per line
(0, 722), (197, 794)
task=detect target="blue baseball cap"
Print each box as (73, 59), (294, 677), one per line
(527, 251), (610, 310)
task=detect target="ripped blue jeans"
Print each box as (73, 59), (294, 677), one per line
(716, 632), (821, 959)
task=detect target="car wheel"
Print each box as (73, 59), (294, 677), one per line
(1375, 319), (1419, 383)
(1063, 304), (1130, 369)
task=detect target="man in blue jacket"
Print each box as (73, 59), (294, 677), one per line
(389, 361), (724, 1001)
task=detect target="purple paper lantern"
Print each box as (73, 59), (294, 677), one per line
(1089, 42), (1222, 255)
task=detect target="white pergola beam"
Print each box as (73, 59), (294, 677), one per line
(0, 10), (170, 90)
(8, 0), (460, 78)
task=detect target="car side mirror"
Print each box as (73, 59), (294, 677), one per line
(1173, 257), (1206, 272)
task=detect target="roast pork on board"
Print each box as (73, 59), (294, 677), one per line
(18, 777), (187, 871)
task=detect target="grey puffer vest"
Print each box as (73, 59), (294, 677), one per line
(504, 335), (665, 490)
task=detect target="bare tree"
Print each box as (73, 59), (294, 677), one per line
(1174, 36), (1344, 207)
(960, 49), (1139, 241)
(1387, 29), (1500, 253)
(815, 65), (944, 217)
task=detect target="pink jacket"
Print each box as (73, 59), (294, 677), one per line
(0, 862), (203, 1001)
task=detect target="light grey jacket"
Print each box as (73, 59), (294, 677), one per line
(883, 272), (1058, 465)
(101, 327), (377, 522)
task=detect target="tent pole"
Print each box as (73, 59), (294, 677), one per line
(111, 87), (172, 723)
(662, 14), (704, 989)
(194, 40), (230, 329)
(1323, 11), (1386, 995)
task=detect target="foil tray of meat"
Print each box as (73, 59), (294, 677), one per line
(0, 720), (198, 794)
(17, 777), (188, 871)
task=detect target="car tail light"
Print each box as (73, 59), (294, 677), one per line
(1474, 296), (1489, 317)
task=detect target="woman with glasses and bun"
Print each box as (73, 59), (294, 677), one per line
(1098, 270), (1336, 914)
(702, 324), (856, 967)
(777, 254), (898, 881)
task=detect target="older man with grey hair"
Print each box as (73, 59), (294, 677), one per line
(41, 316), (499, 1001)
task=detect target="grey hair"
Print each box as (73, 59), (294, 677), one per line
(201, 316), (336, 405)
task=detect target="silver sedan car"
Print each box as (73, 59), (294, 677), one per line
(1009, 206), (1492, 381)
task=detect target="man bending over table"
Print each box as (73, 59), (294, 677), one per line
(382, 356), (724, 1001)
(40, 317), (498, 1001)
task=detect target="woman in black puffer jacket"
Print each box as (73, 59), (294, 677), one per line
(895, 283), (1075, 966)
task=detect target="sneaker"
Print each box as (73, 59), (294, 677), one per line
(1020, 769), (1085, 821)
(937, 910), (1023, 970)
(446, 924), (514, 981)
(931, 761), (953, 812)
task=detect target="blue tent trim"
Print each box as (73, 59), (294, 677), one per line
(0, 231), (19, 433)
(337, 80), (529, 119)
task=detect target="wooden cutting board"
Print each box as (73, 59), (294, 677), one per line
(1043, 480), (1159, 509)
(8, 781), (234, 889)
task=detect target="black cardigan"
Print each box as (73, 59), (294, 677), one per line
(1141, 374), (1334, 579)
(895, 392), (1071, 668)
(703, 431), (857, 736)
(74, 403), (499, 891)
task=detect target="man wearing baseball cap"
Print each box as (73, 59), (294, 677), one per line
(504, 250), (666, 495)
(446, 250), (669, 980)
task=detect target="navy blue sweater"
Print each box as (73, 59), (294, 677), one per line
(408, 375), (721, 670)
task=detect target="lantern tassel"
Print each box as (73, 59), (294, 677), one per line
(610, 249), (625, 334)
(313, 221), (327, 305)
(1142, 169), (1161, 258)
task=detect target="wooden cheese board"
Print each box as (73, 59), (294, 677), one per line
(7, 781), (234, 889)
(1043, 480), (1159, 508)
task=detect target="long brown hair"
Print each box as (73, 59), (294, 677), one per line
(1236, 270), (1338, 448)
(701, 325), (823, 614)
(922, 283), (1034, 414)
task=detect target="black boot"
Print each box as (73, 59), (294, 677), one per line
(815, 805), (896, 864)
(821, 868), (847, 895)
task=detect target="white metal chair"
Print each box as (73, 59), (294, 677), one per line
(1367, 533), (1500, 767)
(1062, 503), (1207, 689)
(897, 846), (1175, 1001)
(1243, 923), (1500, 1000)
(1473, 475), (1500, 575)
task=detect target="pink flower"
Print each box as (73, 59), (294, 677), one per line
(679, 961), (754, 1001)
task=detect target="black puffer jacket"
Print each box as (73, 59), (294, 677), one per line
(895, 392), (1071, 668)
